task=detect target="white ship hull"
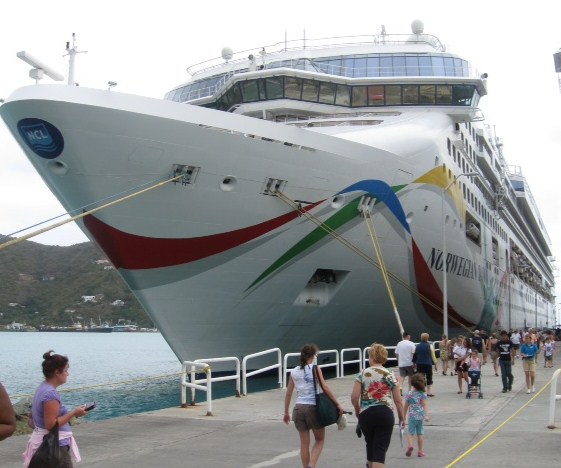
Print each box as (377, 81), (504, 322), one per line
(1, 78), (553, 361)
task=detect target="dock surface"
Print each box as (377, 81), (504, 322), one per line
(2, 359), (560, 467)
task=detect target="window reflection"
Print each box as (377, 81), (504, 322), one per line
(318, 82), (336, 104)
(167, 76), (477, 110)
(352, 86), (367, 107)
(335, 84), (351, 106)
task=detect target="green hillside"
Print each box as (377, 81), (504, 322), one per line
(0, 238), (150, 328)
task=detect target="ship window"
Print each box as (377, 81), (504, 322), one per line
(431, 56), (445, 76)
(285, 77), (303, 99)
(452, 85), (474, 106)
(393, 56), (406, 76)
(302, 79), (320, 102)
(419, 85), (435, 104)
(318, 82), (336, 104)
(444, 57), (456, 76)
(367, 56), (380, 77)
(436, 85), (452, 104)
(368, 85), (384, 106)
(351, 86), (367, 107)
(341, 57), (354, 77)
(225, 83), (242, 108)
(380, 56), (393, 76)
(405, 56), (419, 76)
(385, 85), (402, 105)
(335, 84), (351, 106)
(240, 80), (260, 102)
(403, 85), (419, 104)
(265, 76), (284, 99)
(419, 56), (432, 76)
(354, 57), (367, 78)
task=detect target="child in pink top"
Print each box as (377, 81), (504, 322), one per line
(467, 351), (481, 371)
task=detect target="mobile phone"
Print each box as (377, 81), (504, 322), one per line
(84, 402), (96, 412)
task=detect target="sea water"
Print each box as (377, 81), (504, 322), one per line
(0, 332), (278, 421)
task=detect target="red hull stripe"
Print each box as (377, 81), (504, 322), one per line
(83, 202), (321, 270)
(411, 240), (474, 328)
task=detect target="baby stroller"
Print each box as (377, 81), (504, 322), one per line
(466, 370), (483, 399)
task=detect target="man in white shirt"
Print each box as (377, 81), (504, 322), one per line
(395, 331), (416, 392)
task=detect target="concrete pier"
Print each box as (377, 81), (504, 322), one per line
(2, 359), (560, 467)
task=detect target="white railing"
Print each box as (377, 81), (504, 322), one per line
(180, 361), (213, 416)
(182, 344), (410, 413)
(547, 369), (561, 429)
(282, 349), (341, 388)
(241, 348), (282, 396)
(341, 348), (363, 376)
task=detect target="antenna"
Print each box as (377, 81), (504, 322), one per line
(16, 51), (64, 84)
(63, 33), (87, 86)
(553, 49), (561, 92)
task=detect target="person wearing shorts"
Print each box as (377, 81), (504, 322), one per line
(284, 344), (343, 468)
(520, 334), (538, 393)
(395, 332), (416, 393)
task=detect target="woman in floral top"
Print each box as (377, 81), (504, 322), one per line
(351, 343), (405, 467)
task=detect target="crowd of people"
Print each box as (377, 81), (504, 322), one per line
(284, 327), (557, 467)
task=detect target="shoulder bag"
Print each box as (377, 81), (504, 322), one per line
(312, 365), (339, 427)
(28, 422), (64, 468)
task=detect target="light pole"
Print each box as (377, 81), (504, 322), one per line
(442, 172), (479, 338)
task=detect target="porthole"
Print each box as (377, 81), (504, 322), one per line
(220, 175), (237, 191)
(48, 160), (68, 175)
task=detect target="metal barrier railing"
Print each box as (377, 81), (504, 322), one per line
(241, 348), (282, 396)
(547, 368), (561, 429)
(180, 361), (213, 415)
(341, 348), (363, 376)
(183, 344), (421, 413)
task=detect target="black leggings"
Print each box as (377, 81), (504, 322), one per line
(358, 405), (395, 464)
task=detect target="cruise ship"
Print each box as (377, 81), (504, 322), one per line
(0, 21), (555, 362)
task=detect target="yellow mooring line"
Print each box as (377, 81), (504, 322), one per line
(446, 371), (558, 467)
(0, 173), (185, 251)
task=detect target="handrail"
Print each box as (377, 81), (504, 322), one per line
(283, 352), (302, 389)
(180, 361), (213, 416)
(341, 348), (363, 376)
(547, 368), (561, 429)
(192, 357), (241, 403)
(241, 348), (282, 396)
(186, 33), (446, 76)
(317, 349), (340, 379)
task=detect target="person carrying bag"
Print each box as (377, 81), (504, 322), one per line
(283, 344), (344, 468)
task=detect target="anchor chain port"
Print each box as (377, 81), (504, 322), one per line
(172, 164), (199, 185)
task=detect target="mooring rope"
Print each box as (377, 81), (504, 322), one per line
(8, 369), (213, 400)
(0, 173), (186, 251)
(363, 207), (404, 335)
(275, 190), (473, 334)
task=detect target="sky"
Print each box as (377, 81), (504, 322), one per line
(1, 1), (560, 310)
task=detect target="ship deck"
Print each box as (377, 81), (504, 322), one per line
(3, 358), (561, 467)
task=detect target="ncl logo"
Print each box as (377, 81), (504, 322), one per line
(17, 118), (64, 159)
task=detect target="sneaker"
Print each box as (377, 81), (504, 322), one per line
(532, 386), (535, 393)
(508, 385), (512, 391)
(406, 446), (414, 457)
(502, 389), (507, 393)
(418, 451), (426, 457)
(527, 389), (531, 394)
